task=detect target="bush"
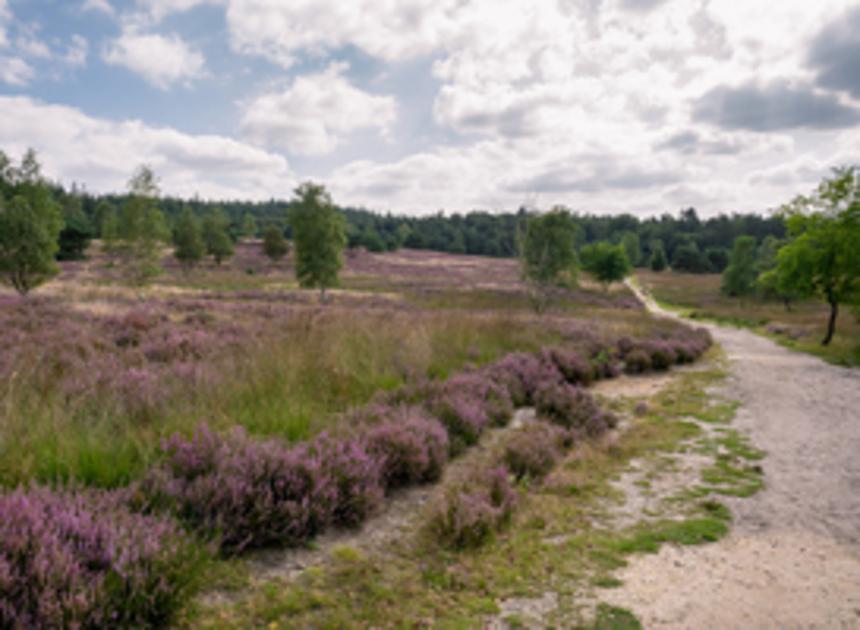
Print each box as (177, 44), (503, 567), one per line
(427, 389), (489, 456)
(428, 467), (516, 549)
(0, 486), (202, 629)
(533, 381), (602, 430)
(365, 407), (449, 490)
(542, 347), (594, 386)
(307, 434), (385, 528)
(502, 423), (565, 481)
(141, 425), (338, 554)
(443, 372), (514, 427)
(643, 341), (676, 370)
(624, 349), (652, 374)
(484, 352), (562, 406)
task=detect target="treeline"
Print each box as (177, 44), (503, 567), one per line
(3, 148), (784, 272)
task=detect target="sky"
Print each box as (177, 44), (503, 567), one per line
(0, 0), (859, 216)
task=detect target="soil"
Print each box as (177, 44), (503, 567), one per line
(603, 282), (860, 628)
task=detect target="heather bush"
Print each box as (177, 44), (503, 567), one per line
(364, 407), (449, 490)
(541, 347), (594, 386)
(534, 381), (602, 429)
(590, 347), (621, 379)
(502, 423), (566, 481)
(442, 372), (514, 427)
(623, 348), (652, 374)
(142, 425), (338, 554)
(429, 467), (516, 549)
(643, 340), (677, 370)
(428, 388), (488, 456)
(306, 434), (385, 528)
(0, 486), (203, 629)
(484, 352), (562, 407)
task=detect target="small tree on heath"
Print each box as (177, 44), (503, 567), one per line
(262, 224), (289, 263)
(288, 182), (346, 301)
(580, 241), (631, 290)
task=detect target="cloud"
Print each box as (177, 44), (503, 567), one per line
(0, 96), (295, 200)
(692, 80), (860, 131)
(0, 56), (34, 86)
(224, 0), (455, 68)
(239, 63), (397, 156)
(81, 0), (114, 16)
(619, 0), (668, 12)
(509, 164), (682, 194)
(808, 5), (860, 99)
(103, 30), (205, 89)
(63, 35), (88, 68)
(655, 130), (742, 155)
(134, 0), (223, 22)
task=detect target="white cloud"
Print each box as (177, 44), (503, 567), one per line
(135, 0), (222, 22)
(81, 0), (115, 16)
(240, 63), (398, 155)
(63, 34), (88, 68)
(103, 30), (205, 89)
(0, 96), (295, 200)
(224, 0), (457, 68)
(0, 56), (34, 86)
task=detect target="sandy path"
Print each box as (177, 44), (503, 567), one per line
(605, 283), (860, 629)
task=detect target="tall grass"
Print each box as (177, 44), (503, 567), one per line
(0, 307), (560, 488)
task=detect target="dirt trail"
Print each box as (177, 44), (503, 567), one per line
(604, 283), (860, 628)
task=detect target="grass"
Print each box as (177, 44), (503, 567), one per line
(637, 269), (860, 367)
(186, 358), (751, 628)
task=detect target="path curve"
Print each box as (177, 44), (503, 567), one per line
(606, 282), (860, 629)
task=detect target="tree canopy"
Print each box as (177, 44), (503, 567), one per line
(769, 166), (860, 345)
(518, 208), (580, 311)
(721, 235), (758, 297)
(288, 182), (347, 300)
(580, 241), (632, 289)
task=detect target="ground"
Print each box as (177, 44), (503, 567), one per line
(606, 283), (860, 628)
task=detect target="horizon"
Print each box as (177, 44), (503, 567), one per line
(1, 0), (859, 217)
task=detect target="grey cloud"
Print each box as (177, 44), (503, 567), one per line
(619, 0), (667, 12)
(808, 6), (860, 99)
(655, 130), (741, 155)
(693, 81), (860, 131)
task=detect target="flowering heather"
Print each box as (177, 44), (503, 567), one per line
(364, 407), (449, 490)
(142, 425), (338, 554)
(442, 372), (514, 427)
(428, 467), (516, 549)
(0, 486), (202, 629)
(502, 423), (566, 481)
(624, 349), (652, 374)
(306, 434), (385, 528)
(541, 347), (595, 386)
(534, 381), (605, 431)
(482, 352), (563, 407)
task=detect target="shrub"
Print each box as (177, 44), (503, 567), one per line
(443, 372), (514, 427)
(533, 381), (602, 430)
(643, 341), (676, 370)
(365, 408), (449, 490)
(307, 434), (385, 529)
(542, 347), (594, 386)
(624, 349), (651, 374)
(141, 425), (338, 554)
(502, 423), (565, 481)
(428, 467), (516, 549)
(484, 352), (562, 407)
(0, 486), (202, 629)
(427, 389), (489, 456)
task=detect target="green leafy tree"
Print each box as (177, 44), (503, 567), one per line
(671, 241), (709, 273)
(704, 246), (729, 273)
(580, 241), (632, 289)
(173, 206), (205, 270)
(770, 166), (860, 345)
(119, 165), (169, 285)
(620, 231), (641, 267)
(518, 207), (580, 312)
(288, 182), (347, 301)
(241, 212), (258, 239)
(650, 242), (668, 272)
(0, 150), (64, 295)
(202, 207), (234, 266)
(755, 235), (799, 309)
(721, 235), (758, 296)
(100, 205), (120, 256)
(262, 224), (289, 262)
(57, 193), (93, 261)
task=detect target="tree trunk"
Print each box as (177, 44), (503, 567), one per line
(822, 298), (838, 346)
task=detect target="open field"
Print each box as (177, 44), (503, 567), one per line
(636, 269), (860, 367)
(1, 242), (725, 627)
